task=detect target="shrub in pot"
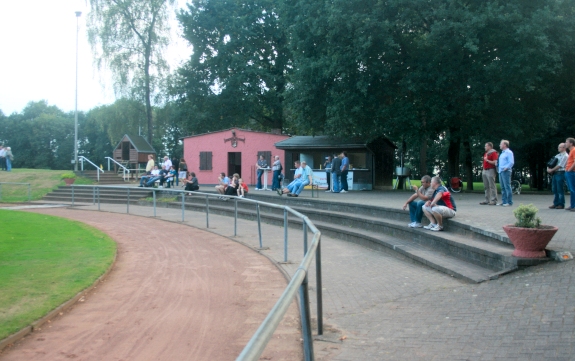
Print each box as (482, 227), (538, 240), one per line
(61, 172), (77, 186)
(503, 204), (557, 258)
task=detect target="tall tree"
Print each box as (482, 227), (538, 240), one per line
(176, 0), (291, 131)
(87, 0), (175, 143)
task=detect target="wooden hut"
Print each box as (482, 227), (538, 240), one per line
(112, 134), (156, 170)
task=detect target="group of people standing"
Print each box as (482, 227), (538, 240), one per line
(547, 137), (575, 211)
(480, 140), (514, 206)
(324, 151), (350, 193)
(0, 145), (14, 171)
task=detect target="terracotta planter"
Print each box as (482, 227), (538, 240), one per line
(63, 178), (76, 186)
(503, 225), (558, 258)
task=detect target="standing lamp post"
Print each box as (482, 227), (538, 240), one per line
(74, 11), (81, 171)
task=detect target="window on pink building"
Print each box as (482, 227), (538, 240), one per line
(199, 152), (212, 170)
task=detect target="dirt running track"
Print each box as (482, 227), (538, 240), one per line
(0, 208), (302, 361)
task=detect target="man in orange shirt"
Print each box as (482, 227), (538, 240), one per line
(565, 138), (575, 211)
(480, 142), (499, 205)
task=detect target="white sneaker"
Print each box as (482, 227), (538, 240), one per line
(423, 223), (437, 230)
(408, 222), (415, 227)
(325, 190), (332, 192)
(340, 190), (348, 193)
(255, 188), (260, 190)
(430, 224), (443, 232)
(412, 223), (423, 228)
(239, 195), (244, 198)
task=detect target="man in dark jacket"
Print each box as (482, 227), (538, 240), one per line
(331, 153), (342, 193)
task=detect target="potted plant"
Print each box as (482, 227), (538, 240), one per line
(61, 172), (77, 186)
(503, 204), (558, 258)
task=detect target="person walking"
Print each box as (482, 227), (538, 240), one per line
(547, 143), (568, 209)
(340, 151), (350, 193)
(498, 140), (514, 206)
(480, 142), (498, 205)
(564, 137), (575, 211)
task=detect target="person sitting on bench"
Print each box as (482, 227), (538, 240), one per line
(139, 166), (160, 187)
(160, 165), (177, 188)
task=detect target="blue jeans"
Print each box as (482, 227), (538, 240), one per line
(6, 157), (11, 171)
(408, 200), (426, 223)
(256, 170), (263, 189)
(552, 172), (566, 207)
(332, 173), (340, 192)
(499, 170), (513, 205)
(287, 179), (302, 193)
(294, 179), (310, 195)
(146, 176), (161, 187)
(272, 170), (280, 190)
(341, 170), (349, 191)
(566, 172), (575, 209)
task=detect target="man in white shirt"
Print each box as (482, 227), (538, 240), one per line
(0, 145), (6, 171)
(547, 143), (568, 209)
(162, 156), (172, 171)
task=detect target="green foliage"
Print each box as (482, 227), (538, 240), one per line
(513, 204), (542, 229)
(60, 172), (77, 179)
(0, 210), (116, 339)
(87, 0), (176, 142)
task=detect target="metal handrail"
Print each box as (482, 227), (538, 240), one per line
(64, 185), (322, 360)
(105, 157), (130, 181)
(78, 156), (104, 182)
(0, 182), (31, 202)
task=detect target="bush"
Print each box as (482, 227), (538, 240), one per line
(60, 172), (77, 179)
(513, 204), (542, 228)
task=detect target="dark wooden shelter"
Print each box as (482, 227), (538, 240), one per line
(275, 135), (397, 189)
(112, 134), (156, 169)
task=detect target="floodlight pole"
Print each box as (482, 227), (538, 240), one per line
(74, 11), (81, 171)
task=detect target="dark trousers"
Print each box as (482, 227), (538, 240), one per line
(341, 170), (349, 191)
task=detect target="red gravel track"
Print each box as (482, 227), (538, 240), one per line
(0, 208), (302, 361)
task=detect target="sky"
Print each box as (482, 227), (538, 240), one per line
(0, 0), (192, 116)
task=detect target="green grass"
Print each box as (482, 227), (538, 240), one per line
(0, 169), (94, 202)
(0, 210), (116, 340)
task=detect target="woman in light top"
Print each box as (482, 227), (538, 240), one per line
(145, 154), (155, 172)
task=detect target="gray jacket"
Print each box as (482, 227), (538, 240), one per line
(331, 157), (342, 175)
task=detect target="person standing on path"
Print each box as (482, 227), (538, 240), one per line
(271, 155), (282, 191)
(172, 157), (180, 186)
(480, 142), (499, 205)
(255, 155), (268, 190)
(331, 153), (342, 193)
(324, 156), (332, 192)
(564, 138), (575, 211)
(402, 175), (434, 228)
(548, 143), (568, 209)
(178, 158), (188, 186)
(5, 147), (13, 171)
(0, 145), (6, 171)
(498, 140), (514, 206)
(340, 151), (350, 193)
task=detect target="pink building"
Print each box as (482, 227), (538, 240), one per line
(181, 128), (289, 186)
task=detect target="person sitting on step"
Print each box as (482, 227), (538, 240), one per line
(237, 178), (249, 198)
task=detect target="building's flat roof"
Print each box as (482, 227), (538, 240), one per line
(275, 135), (396, 149)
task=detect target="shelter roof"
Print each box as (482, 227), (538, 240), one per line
(114, 134), (156, 153)
(275, 135), (397, 150)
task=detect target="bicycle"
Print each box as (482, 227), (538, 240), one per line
(511, 174), (524, 195)
(436, 171), (463, 193)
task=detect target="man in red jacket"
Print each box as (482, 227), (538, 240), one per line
(480, 142), (499, 205)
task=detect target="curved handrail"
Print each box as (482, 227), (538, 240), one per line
(105, 157), (130, 181)
(64, 185), (322, 361)
(78, 156), (104, 182)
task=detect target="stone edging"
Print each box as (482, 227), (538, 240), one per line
(0, 251), (118, 353)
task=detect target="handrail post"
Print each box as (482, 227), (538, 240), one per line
(300, 277), (315, 361)
(127, 188), (130, 214)
(71, 185), (75, 207)
(0, 184), (2, 201)
(153, 190), (156, 217)
(107, 157), (110, 171)
(181, 192), (185, 222)
(206, 195), (210, 228)
(316, 239), (323, 335)
(283, 209), (288, 262)
(234, 198), (238, 236)
(97, 187), (100, 211)
(28, 184), (31, 202)
(303, 222), (308, 253)
(257, 204), (263, 248)
(92, 187), (95, 205)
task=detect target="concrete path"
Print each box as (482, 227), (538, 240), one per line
(6, 187), (575, 360)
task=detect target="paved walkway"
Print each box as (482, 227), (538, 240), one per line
(5, 187), (575, 360)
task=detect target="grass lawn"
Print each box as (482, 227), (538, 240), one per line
(0, 169), (94, 202)
(0, 210), (116, 340)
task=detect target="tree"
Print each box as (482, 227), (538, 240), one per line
(176, 0), (291, 131)
(87, 0), (175, 143)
